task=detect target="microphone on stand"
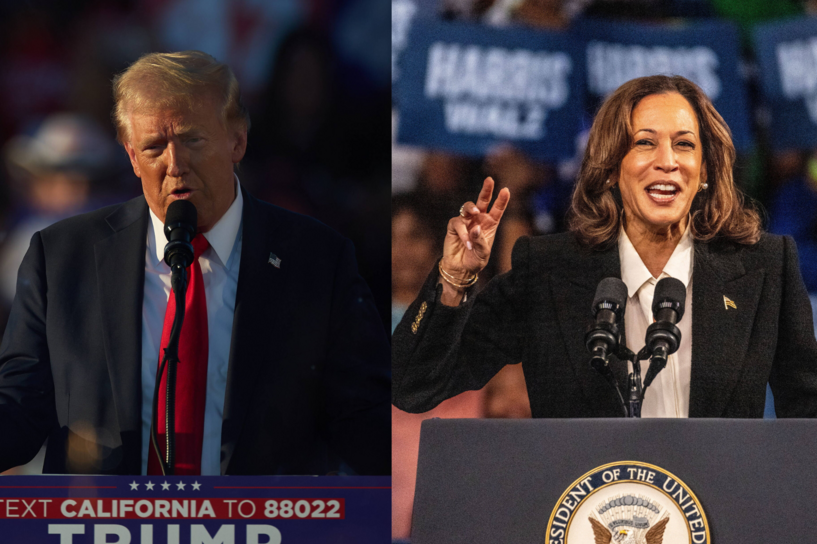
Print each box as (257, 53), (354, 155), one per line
(585, 277), (628, 372)
(585, 277), (629, 417)
(151, 199), (197, 475)
(164, 200), (197, 272)
(161, 200), (197, 358)
(642, 277), (685, 390)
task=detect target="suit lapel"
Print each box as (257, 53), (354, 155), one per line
(221, 190), (288, 474)
(551, 243), (627, 414)
(94, 197), (148, 451)
(689, 242), (764, 417)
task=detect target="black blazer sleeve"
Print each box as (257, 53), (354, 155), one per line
(393, 236), (532, 413)
(769, 235), (817, 416)
(0, 232), (57, 470)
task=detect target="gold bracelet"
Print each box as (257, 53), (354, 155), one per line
(438, 261), (478, 290)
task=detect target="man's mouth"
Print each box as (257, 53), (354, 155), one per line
(645, 182), (679, 203)
(170, 188), (193, 199)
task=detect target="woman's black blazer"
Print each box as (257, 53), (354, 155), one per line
(393, 232), (817, 418)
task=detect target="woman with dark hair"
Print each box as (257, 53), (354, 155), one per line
(393, 75), (817, 418)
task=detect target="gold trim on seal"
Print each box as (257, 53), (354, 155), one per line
(544, 460), (710, 544)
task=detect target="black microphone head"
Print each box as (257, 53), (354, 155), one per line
(592, 277), (628, 317)
(164, 200), (197, 241)
(652, 277), (686, 320)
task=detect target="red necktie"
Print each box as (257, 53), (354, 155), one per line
(148, 233), (210, 475)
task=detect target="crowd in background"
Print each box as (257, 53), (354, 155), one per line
(392, 0), (817, 541)
(0, 0), (390, 474)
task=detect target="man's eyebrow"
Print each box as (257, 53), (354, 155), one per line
(175, 127), (199, 137)
(137, 126), (202, 148)
(138, 134), (165, 148)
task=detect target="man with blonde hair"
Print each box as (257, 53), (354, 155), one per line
(0, 51), (390, 476)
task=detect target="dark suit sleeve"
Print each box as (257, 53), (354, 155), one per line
(322, 238), (391, 475)
(0, 232), (58, 470)
(769, 235), (817, 416)
(392, 236), (531, 413)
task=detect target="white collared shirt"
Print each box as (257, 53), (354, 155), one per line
(140, 179), (244, 474)
(618, 226), (693, 417)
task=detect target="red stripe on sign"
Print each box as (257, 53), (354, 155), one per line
(0, 486), (116, 489)
(0, 498), (345, 520)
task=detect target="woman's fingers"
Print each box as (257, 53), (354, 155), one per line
(488, 187), (511, 222)
(460, 201), (480, 220)
(470, 223), (492, 258)
(452, 219), (472, 250)
(476, 177), (495, 212)
(444, 180), (507, 271)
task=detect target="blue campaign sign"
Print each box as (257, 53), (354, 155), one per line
(395, 20), (584, 160)
(392, 0), (440, 87)
(576, 19), (752, 152)
(0, 475), (389, 543)
(754, 17), (817, 150)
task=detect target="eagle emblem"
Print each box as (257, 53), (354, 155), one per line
(588, 494), (669, 544)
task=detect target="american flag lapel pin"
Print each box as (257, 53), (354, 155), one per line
(268, 253), (282, 268)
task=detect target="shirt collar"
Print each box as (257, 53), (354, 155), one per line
(148, 175), (244, 267)
(618, 222), (693, 298)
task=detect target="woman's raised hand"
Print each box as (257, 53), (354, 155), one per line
(439, 177), (510, 300)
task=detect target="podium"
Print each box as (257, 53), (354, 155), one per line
(412, 418), (817, 543)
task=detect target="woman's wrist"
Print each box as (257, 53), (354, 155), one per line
(437, 261), (477, 306)
(438, 261), (478, 290)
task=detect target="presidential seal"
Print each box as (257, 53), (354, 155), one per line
(544, 461), (709, 544)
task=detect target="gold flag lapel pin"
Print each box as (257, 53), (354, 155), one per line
(723, 295), (736, 310)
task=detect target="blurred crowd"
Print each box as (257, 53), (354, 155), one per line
(0, 0), (390, 474)
(392, 0), (817, 540)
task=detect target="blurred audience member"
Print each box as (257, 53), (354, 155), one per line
(0, 113), (117, 307)
(483, 0), (570, 29)
(392, 110), (427, 195)
(411, 150), (481, 245)
(392, 193), (440, 330)
(768, 149), (817, 293)
(482, 145), (569, 274)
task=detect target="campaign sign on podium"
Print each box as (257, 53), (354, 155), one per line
(412, 418), (817, 544)
(0, 475), (389, 543)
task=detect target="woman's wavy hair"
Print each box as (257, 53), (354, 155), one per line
(568, 75), (761, 247)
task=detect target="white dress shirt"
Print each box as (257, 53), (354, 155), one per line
(618, 226), (693, 417)
(140, 180), (243, 474)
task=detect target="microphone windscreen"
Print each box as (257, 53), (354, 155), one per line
(652, 277), (686, 319)
(592, 277), (628, 313)
(164, 200), (197, 241)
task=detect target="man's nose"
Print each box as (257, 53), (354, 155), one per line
(166, 142), (189, 177)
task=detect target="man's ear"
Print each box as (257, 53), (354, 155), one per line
(231, 128), (248, 164)
(123, 142), (142, 179)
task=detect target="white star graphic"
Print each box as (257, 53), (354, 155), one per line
(129, 481), (139, 490)
(191, 481), (201, 491)
(161, 481), (171, 491)
(176, 482), (186, 490)
(145, 481), (155, 491)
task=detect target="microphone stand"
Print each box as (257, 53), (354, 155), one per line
(150, 266), (188, 476)
(591, 340), (675, 419)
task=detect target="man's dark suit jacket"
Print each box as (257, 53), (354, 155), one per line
(0, 188), (390, 475)
(393, 232), (817, 417)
